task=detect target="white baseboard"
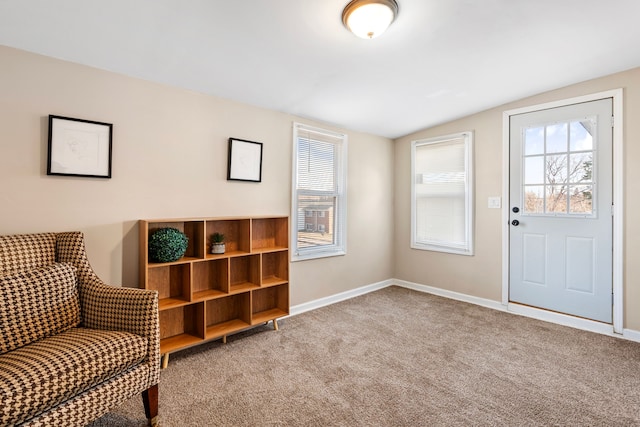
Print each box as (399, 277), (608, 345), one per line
(393, 279), (507, 311)
(623, 328), (640, 342)
(289, 279), (393, 317)
(393, 279), (640, 343)
(288, 277), (640, 344)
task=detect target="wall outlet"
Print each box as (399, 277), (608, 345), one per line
(488, 196), (501, 209)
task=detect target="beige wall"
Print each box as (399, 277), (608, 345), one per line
(394, 66), (640, 330)
(0, 46), (394, 306)
(4, 43), (639, 330)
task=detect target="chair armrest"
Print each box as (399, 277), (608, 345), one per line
(80, 278), (158, 335)
(80, 279), (160, 383)
(55, 231), (160, 382)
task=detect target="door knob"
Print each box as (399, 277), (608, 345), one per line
(512, 207), (520, 213)
(511, 220), (519, 226)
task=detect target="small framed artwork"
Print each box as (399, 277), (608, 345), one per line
(47, 115), (113, 178)
(227, 138), (263, 182)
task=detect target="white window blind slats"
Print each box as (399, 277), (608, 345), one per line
(411, 132), (474, 256)
(296, 137), (337, 192)
(415, 140), (466, 197)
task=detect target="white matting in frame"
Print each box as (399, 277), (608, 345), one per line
(47, 115), (113, 178)
(227, 138), (263, 182)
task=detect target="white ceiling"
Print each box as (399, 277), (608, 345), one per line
(1, 0), (639, 139)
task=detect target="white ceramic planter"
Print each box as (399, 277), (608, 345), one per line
(211, 243), (225, 254)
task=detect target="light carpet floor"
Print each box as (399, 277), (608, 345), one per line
(90, 286), (640, 426)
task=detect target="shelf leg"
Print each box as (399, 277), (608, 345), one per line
(161, 353), (169, 369)
(222, 335), (227, 344)
(272, 319), (279, 331)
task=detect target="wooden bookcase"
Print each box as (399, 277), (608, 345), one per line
(139, 216), (289, 367)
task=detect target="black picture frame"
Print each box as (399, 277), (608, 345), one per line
(227, 138), (263, 182)
(47, 115), (113, 178)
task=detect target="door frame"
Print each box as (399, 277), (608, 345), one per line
(501, 89), (624, 334)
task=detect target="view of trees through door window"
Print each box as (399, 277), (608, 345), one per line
(523, 118), (596, 216)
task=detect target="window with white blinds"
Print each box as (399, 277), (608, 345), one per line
(292, 123), (347, 260)
(411, 131), (474, 255)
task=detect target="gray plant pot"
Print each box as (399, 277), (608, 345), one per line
(211, 243), (225, 254)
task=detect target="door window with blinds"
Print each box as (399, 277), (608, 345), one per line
(292, 123), (347, 261)
(411, 131), (474, 255)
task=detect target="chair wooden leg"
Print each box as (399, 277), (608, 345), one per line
(142, 384), (159, 426)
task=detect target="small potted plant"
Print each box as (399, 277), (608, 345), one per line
(210, 232), (225, 254)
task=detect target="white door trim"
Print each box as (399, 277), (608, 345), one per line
(501, 88), (624, 334)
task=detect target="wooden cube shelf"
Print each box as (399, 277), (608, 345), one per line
(230, 254), (260, 293)
(147, 263), (191, 310)
(261, 251), (288, 287)
(205, 218), (251, 257)
(159, 304), (204, 354)
(205, 293), (251, 339)
(252, 284), (289, 324)
(144, 220), (205, 262)
(192, 258), (228, 301)
(251, 217), (288, 252)
(139, 216), (289, 366)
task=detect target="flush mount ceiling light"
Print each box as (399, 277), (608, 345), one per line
(342, 0), (399, 39)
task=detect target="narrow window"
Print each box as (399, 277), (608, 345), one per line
(292, 123), (347, 261)
(411, 131), (474, 255)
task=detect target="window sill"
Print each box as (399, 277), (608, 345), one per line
(292, 250), (346, 262)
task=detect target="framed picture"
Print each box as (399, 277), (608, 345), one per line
(227, 138), (263, 182)
(47, 115), (113, 178)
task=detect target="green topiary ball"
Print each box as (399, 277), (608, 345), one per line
(148, 228), (189, 263)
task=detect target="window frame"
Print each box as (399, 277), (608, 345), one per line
(411, 131), (474, 256)
(520, 118), (597, 218)
(291, 122), (348, 261)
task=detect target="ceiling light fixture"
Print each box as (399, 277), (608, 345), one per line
(342, 0), (399, 39)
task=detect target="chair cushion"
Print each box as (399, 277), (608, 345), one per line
(0, 327), (148, 426)
(0, 263), (80, 354)
(0, 232), (56, 276)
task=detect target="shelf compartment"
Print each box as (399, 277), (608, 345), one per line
(205, 219), (251, 256)
(205, 294), (251, 339)
(229, 254), (260, 293)
(261, 251), (288, 287)
(252, 284), (289, 324)
(251, 217), (288, 252)
(159, 304), (204, 354)
(205, 319), (252, 339)
(148, 263), (191, 308)
(146, 220), (205, 261)
(192, 258), (229, 300)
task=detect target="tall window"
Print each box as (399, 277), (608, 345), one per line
(292, 123), (347, 261)
(411, 131), (474, 255)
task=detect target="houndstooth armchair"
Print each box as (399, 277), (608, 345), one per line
(0, 232), (160, 426)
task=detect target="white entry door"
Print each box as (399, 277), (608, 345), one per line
(509, 98), (613, 323)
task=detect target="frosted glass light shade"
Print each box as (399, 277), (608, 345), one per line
(342, 0), (398, 39)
